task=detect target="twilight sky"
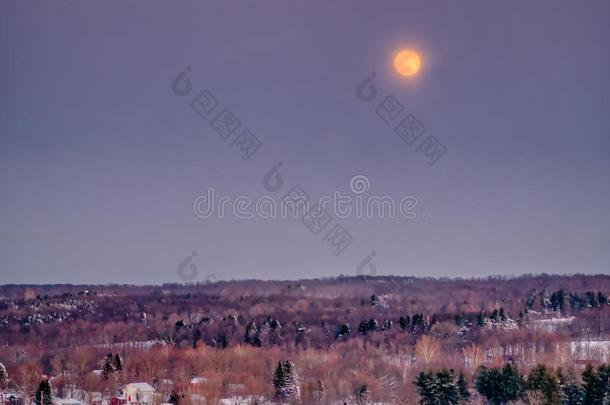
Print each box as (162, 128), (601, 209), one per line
(1, 1), (609, 284)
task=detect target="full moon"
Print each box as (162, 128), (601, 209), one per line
(394, 50), (421, 76)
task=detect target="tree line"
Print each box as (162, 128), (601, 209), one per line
(415, 362), (610, 405)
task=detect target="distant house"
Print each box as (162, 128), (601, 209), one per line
(121, 383), (156, 405)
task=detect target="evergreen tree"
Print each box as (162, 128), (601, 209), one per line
(245, 321), (262, 347)
(582, 364), (603, 404)
(102, 353), (114, 380)
(168, 391), (180, 405)
(114, 353), (122, 371)
(357, 384), (371, 404)
(476, 363), (525, 405)
(414, 369), (460, 405)
(437, 369), (460, 404)
(455, 313), (467, 327)
(569, 293), (584, 310)
(358, 320), (370, 335)
(557, 368), (585, 405)
(457, 372), (470, 402)
(414, 371), (440, 405)
(273, 360), (300, 401)
(598, 364), (610, 401)
(585, 292), (598, 308)
(560, 383), (584, 405)
(381, 319), (393, 332)
(34, 377), (53, 405)
(412, 314), (425, 333)
(336, 323), (351, 339)
(399, 315), (408, 330)
(526, 364), (560, 405)
(272, 360), (285, 389)
(550, 290), (566, 312)
(477, 311), (486, 327)
(501, 363), (527, 403)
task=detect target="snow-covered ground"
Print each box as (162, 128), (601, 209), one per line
(570, 340), (610, 362)
(530, 316), (574, 332)
(219, 396), (269, 405)
(94, 339), (166, 350)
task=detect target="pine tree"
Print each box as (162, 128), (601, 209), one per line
(102, 353), (114, 379)
(412, 313), (425, 333)
(415, 371), (439, 404)
(114, 353), (122, 371)
(381, 319), (393, 332)
(245, 321), (261, 347)
(414, 370), (461, 405)
(273, 361), (285, 390)
(501, 363), (526, 403)
(582, 364), (603, 404)
(526, 364), (560, 405)
(34, 377), (53, 405)
(455, 313), (467, 327)
(168, 391), (180, 405)
(597, 364), (610, 402)
(477, 311), (486, 327)
(550, 290), (566, 313)
(358, 320), (370, 335)
(399, 315), (408, 330)
(336, 323), (351, 339)
(437, 369), (460, 404)
(560, 383), (584, 405)
(476, 363), (525, 405)
(273, 360), (300, 401)
(357, 384), (371, 404)
(585, 292), (598, 308)
(457, 372), (470, 402)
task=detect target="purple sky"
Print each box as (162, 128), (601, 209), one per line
(1, 1), (609, 284)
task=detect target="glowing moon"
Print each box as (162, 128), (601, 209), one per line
(394, 50), (422, 76)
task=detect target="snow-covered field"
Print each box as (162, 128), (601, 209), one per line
(570, 340), (610, 362)
(530, 316), (574, 332)
(94, 339), (166, 350)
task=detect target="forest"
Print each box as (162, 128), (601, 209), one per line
(0, 274), (609, 404)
